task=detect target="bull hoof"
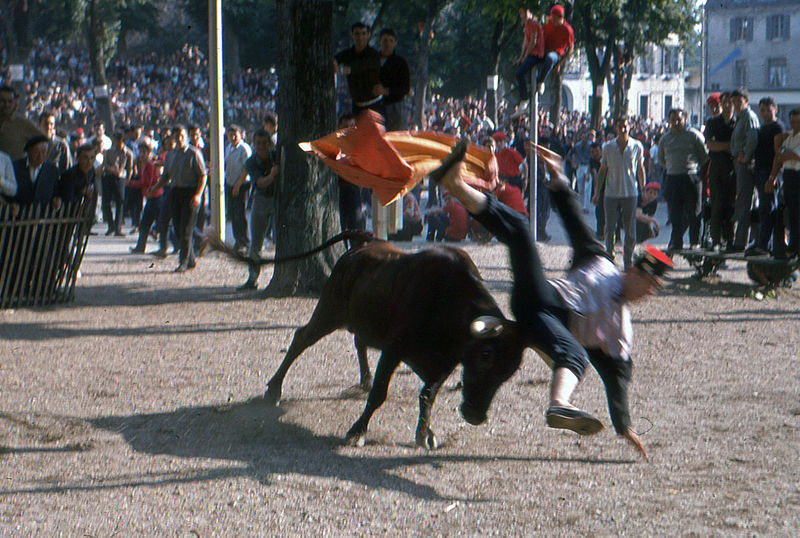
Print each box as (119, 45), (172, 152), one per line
(346, 432), (367, 447)
(263, 387), (281, 406)
(415, 428), (438, 450)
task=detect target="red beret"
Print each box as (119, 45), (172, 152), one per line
(644, 182), (661, 191)
(550, 5), (565, 16)
(635, 244), (673, 277)
(491, 132), (506, 141)
(706, 92), (721, 106)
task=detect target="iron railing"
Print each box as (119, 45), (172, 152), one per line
(0, 195), (95, 309)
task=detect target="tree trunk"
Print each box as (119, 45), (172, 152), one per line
(87, 0), (115, 131)
(412, 1), (449, 130)
(412, 22), (434, 130)
(267, 0), (340, 297)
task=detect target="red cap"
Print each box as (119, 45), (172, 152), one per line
(491, 131), (506, 141)
(635, 244), (674, 277)
(550, 5), (565, 16)
(644, 182), (661, 191)
(706, 92), (721, 106)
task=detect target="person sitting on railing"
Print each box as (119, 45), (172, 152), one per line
(8, 135), (62, 217)
(58, 143), (96, 205)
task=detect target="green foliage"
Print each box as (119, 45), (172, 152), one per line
(182, 0), (278, 68)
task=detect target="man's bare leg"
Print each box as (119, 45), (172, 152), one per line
(430, 141), (488, 214)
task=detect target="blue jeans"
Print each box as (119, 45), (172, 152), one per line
(134, 194), (164, 250)
(247, 192), (275, 283)
(473, 183), (608, 381)
(514, 52), (559, 100)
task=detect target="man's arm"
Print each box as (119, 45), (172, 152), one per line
(256, 164), (280, 190)
(193, 174), (207, 207)
(694, 131), (709, 166)
(232, 167), (249, 197)
(637, 158), (646, 192)
(591, 164), (607, 205)
(742, 117), (759, 162)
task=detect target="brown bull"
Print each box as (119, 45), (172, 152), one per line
(263, 239), (526, 449)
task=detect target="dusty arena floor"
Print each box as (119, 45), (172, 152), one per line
(2, 229), (799, 536)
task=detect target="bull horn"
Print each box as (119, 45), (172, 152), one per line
(470, 316), (504, 338)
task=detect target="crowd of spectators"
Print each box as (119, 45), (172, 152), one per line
(1, 40), (278, 134)
(4, 34), (799, 289)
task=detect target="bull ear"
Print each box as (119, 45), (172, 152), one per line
(470, 315), (504, 338)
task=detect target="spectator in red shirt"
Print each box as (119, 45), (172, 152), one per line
(496, 178), (529, 216)
(493, 131), (527, 192)
(537, 4), (574, 96)
(514, 7), (545, 110)
(425, 191), (469, 241)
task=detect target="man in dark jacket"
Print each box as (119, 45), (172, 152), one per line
(375, 28), (410, 130)
(10, 135), (61, 215)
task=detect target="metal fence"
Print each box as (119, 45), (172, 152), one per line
(0, 196), (95, 309)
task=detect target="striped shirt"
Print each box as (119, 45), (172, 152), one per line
(549, 257), (632, 360)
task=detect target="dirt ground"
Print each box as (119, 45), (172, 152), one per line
(1, 231), (799, 537)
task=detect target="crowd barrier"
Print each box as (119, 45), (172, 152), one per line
(0, 196), (95, 309)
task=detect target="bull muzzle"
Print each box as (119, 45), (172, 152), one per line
(459, 402), (487, 426)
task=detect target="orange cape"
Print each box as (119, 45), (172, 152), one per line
(299, 111), (498, 205)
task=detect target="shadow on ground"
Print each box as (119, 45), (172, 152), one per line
(0, 398), (634, 501)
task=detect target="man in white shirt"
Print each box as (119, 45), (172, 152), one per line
(224, 124), (252, 252)
(593, 117), (646, 270)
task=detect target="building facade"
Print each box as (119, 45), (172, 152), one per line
(548, 40), (685, 124)
(705, 0), (800, 122)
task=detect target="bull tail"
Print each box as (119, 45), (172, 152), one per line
(206, 229), (374, 266)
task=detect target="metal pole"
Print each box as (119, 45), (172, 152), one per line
(529, 72), (538, 238)
(209, 0), (225, 240)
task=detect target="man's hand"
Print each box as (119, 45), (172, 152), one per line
(191, 194), (202, 208)
(10, 203), (19, 218)
(765, 176), (777, 194)
(526, 141), (568, 188)
(622, 428), (649, 461)
(372, 83), (388, 97)
(736, 152), (746, 164)
(232, 183), (241, 197)
(51, 197), (62, 211)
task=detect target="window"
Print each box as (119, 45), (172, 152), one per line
(768, 57), (788, 88)
(664, 95), (673, 119)
(638, 53), (653, 75)
(766, 14), (790, 40)
(662, 48), (681, 74)
(734, 60), (748, 87)
(730, 17), (754, 42)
